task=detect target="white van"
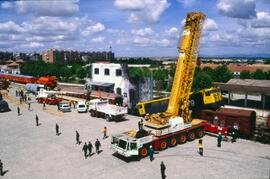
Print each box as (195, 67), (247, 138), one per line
(77, 101), (87, 113)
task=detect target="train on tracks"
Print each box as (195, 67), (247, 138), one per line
(0, 73), (57, 88)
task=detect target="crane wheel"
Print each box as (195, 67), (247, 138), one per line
(159, 140), (168, 150)
(139, 147), (148, 158)
(177, 134), (187, 144)
(105, 114), (112, 121)
(169, 137), (177, 147)
(187, 131), (196, 141)
(196, 129), (204, 138)
(90, 110), (96, 117)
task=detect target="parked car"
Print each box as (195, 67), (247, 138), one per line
(59, 102), (71, 112)
(77, 101), (87, 113)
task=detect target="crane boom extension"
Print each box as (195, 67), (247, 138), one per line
(149, 12), (205, 125)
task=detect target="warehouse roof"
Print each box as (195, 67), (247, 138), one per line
(214, 79), (270, 95)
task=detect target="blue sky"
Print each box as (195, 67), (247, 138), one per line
(0, 0), (269, 57)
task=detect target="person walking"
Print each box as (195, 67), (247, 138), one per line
(17, 106), (20, 116)
(160, 161), (166, 179)
(0, 159), (3, 176)
(198, 139), (203, 156)
(231, 132), (237, 143)
(76, 131), (80, 145)
(82, 142), (88, 159)
(95, 139), (101, 154)
(43, 101), (46, 110)
(103, 126), (107, 139)
(148, 145), (154, 162)
(88, 141), (93, 157)
(35, 114), (39, 126)
(138, 119), (141, 130)
(217, 132), (222, 147)
(28, 102), (31, 111)
(56, 123), (60, 135)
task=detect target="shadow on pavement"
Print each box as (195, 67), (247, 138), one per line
(112, 153), (140, 163)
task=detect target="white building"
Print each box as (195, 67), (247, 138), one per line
(90, 62), (135, 108)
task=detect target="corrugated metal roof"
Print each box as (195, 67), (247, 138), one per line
(215, 79), (270, 95)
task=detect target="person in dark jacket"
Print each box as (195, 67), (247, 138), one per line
(35, 114), (39, 126)
(0, 159), (3, 176)
(56, 123), (60, 135)
(231, 132), (237, 143)
(17, 106), (20, 116)
(217, 132), (222, 147)
(88, 141), (93, 156)
(28, 102), (31, 111)
(160, 161), (166, 179)
(148, 145), (154, 162)
(95, 139), (101, 154)
(76, 131), (80, 144)
(82, 142), (88, 159)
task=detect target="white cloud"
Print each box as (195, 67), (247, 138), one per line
(159, 39), (171, 47)
(133, 36), (151, 46)
(251, 12), (270, 28)
(81, 22), (105, 36)
(204, 18), (218, 31)
(115, 0), (170, 24)
(21, 42), (44, 48)
(131, 27), (154, 36)
(22, 16), (82, 36)
(114, 0), (145, 10)
(91, 36), (105, 43)
(217, 0), (256, 19)
(116, 39), (130, 45)
(0, 21), (24, 33)
(177, 0), (196, 7)
(1, 1), (13, 9)
(5, 0), (79, 17)
(165, 27), (179, 37)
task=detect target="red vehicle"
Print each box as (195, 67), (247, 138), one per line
(0, 73), (36, 84)
(36, 76), (57, 88)
(37, 97), (62, 105)
(0, 73), (57, 88)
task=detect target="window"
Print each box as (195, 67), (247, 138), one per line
(104, 68), (110, 75)
(130, 142), (137, 150)
(116, 87), (122, 95)
(94, 68), (99, 74)
(116, 69), (122, 76)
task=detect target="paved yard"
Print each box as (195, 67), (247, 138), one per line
(0, 88), (269, 179)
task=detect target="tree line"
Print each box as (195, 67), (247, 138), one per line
(20, 61), (90, 84)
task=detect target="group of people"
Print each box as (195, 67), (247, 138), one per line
(76, 129), (106, 159)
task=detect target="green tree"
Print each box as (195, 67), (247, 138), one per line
(212, 65), (233, 82)
(192, 67), (213, 91)
(240, 70), (251, 79)
(264, 59), (270, 64)
(59, 66), (71, 78)
(265, 70), (270, 80)
(252, 69), (265, 79)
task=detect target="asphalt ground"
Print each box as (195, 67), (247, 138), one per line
(0, 87), (269, 179)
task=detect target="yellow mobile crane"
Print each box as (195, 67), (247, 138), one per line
(110, 12), (207, 158)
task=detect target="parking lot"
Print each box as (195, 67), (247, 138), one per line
(0, 87), (270, 179)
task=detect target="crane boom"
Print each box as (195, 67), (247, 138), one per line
(166, 12), (205, 122)
(149, 12), (205, 125)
